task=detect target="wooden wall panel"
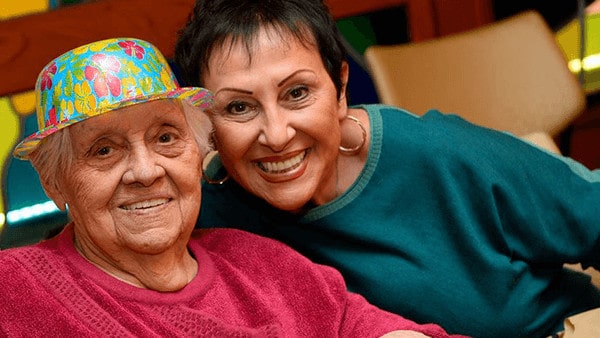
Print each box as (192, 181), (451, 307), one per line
(0, 0), (195, 96)
(0, 0), (493, 97)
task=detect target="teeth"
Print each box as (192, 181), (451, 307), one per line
(258, 151), (306, 173)
(121, 198), (169, 210)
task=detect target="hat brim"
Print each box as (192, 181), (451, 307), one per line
(13, 87), (212, 160)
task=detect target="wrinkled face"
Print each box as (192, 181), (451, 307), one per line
(55, 100), (202, 256)
(203, 27), (348, 211)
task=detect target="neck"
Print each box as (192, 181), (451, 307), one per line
(74, 235), (198, 292)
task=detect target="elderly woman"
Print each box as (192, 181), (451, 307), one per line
(0, 38), (458, 337)
(174, 0), (600, 337)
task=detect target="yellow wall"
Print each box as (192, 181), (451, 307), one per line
(0, 0), (50, 230)
(0, 0), (48, 19)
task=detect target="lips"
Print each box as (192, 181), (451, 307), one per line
(120, 198), (170, 210)
(256, 150), (306, 174)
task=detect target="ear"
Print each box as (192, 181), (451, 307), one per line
(41, 179), (68, 211)
(337, 61), (350, 119)
(338, 61), (350, 103)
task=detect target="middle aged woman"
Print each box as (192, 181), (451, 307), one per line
(0, 37), (458, 338)
(174, 0), (600, 337)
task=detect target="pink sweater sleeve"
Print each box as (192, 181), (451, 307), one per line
(341, 289), (467, 337)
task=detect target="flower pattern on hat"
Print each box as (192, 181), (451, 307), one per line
(13, 38), (213, 159)
(85, 54), (122, 98)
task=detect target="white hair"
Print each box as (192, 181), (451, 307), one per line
(180, 99), (214, 156)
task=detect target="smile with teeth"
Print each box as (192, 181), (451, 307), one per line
(120, 198), (170, 210)
(256, 150), (306, 174)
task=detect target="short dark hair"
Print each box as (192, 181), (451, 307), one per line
(174, 0), (347, 98)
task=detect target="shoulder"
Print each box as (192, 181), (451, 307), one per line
(0, 243), (54, 265)
(0, 246), (28, 269)
(190, 228), (352, 317)
(0, 229), (71, 276)
(357, 103), (475, 128)
(191, 228), (345, 283)
(354, 103), (418, 117)
(357, 104), (458, 137)
(192, 228), (311, 261)
(0, 243), (60, 292)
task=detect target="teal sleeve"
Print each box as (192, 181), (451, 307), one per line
(417, 110), (600, 268)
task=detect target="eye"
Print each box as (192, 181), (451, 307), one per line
(287, 86), (309, 100)
(96, 146), (112, 156)
(82, 137), (123, 168)
(226, 101), (254, 115)
(158, 133), (173, 143)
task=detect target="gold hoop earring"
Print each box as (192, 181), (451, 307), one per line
(339, 115), (366, 155)
(202, 150), (229, 185)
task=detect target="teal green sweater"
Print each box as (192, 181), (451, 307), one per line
(198, 104), (600, 337)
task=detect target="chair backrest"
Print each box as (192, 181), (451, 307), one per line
(363, 10), (586, 137)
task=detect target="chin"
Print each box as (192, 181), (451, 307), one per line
(127, 232), (183, 254)
(266, 197), (309, 213)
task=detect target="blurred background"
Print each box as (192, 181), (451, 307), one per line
(1, 0), (599, 248)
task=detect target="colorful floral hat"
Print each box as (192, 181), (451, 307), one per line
(13, 37), (213, 159)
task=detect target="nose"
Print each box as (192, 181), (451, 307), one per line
(257, 107), (295, 152)
(122, 145), (166, 186)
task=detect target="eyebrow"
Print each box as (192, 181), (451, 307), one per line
(277, 69), (312, 87)
(214, 88), (253, 95)
(213, 69), (314, 96)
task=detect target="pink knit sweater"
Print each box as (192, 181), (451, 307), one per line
(0, 224), (459, 337)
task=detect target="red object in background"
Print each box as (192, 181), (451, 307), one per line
(568, 93), (600, 169)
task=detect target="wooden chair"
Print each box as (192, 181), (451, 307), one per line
(363, 10), (586, 151)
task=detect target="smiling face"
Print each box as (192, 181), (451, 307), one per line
(203, 27), (349, 211)
(50, 100), (202, 259)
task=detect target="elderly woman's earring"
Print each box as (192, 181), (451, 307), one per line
(202, 150), (230, 185)
(339, 115), (367, 155)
